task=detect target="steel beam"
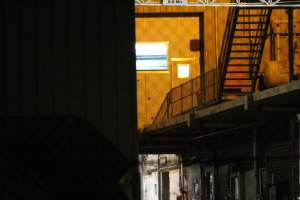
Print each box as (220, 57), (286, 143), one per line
(135, 0), (300, 7)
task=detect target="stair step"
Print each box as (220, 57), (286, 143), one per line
(223, 91), (252, 95)
(223, 88), (241, 92)
(230, 57), (259, 60)
(237, 22), (264, 24)
(233, 36), (263, 38)
(231, 50), (260, 53)
(224, 85), (252, 87)
(232, 43), (262, 46)
(238, 14), (268, 17)
(235, 29), (261, 31)
(225, 78), (251, 80)
(227, 71), (250, 73)
(227, 64), (250, 66)
(222, 88), (252, 94)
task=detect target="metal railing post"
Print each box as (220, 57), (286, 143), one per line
(167, 93), (170, 119)
(181, 86), (183, 114)
(191, 79), (194, 108)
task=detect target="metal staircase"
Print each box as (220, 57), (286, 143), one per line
(219, 7), (272, 100)
(153, 6), (272, 124)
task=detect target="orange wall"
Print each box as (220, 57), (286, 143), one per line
(136, 16), (200, 129)
(261, 9), (300, 72)
(136, 6), (300, 129)
(136, 6), (229, 129)
(136, 6), (230, 71)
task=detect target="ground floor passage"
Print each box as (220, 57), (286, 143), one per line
(139, 154), (298, 200)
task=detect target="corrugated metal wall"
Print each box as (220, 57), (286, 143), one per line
(0, 0), (137, 161)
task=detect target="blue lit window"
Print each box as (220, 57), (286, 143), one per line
(136, 43), (168, 71)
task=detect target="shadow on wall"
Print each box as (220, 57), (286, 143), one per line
(0, 116), (130, 200)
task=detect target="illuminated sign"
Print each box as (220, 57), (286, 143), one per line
(162, 0), (188, 5)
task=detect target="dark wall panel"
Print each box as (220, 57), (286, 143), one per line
(69, 0), (85, 117)
(116, 1), (137, 158)
(85, 0), (102, 132)
(4, 0), (22, 115)
(21, 0), (37, 115)
(100, 3), (118, 146)
(0, 0), (137, 161)
(0, 0), (6, 115)
(38, 0), (54, 114)
(53, 0), (70, 114)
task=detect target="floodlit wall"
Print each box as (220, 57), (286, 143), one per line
(136, 15), (201, 128)
(135, 6), (229, 129)
(136, 6), (300, 129)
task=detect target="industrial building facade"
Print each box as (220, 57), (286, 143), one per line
(1, 0), (300, 199)
(137, 2), (300, 200)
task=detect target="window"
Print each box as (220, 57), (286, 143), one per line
(178, 64), (190, 78)
(136, 43), (168, 71)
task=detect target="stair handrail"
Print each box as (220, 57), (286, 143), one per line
(153, 69), (219, 124)
(249, 8), (272, 91)
(249, 9), (266, 76)
(217, 6), (240, 100)
(153, 92), (170, 124)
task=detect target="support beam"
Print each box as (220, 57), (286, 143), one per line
(288, 8), (294, 82)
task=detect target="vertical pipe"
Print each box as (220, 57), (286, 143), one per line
(167, 93), (170, 119)
(181, 86), (183, 114)
(297, 114), (300, 199)
(180, 155), (184, 190)
(191, 78), (194, 108)
(199, 13), (205, 106)
(200, 13), (205, 75)
(253, 128), (259, 199)
(275, 23), (281, 62)
(140, 160), (144, 200)
(201, 163), (206, 200)
(288, 8), (294, 81)
(290, 117), (297, 199)
(158, 154), (161, 200)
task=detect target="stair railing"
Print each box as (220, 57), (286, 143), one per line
(249, 9), (266, 79)
(249, 8), (272, 91)
(218, 6), (240, 100)
(153, 92), (171, 123)
(153, 69), (219, 124)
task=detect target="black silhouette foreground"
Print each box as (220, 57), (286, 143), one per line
(0, 116), (130, 200)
